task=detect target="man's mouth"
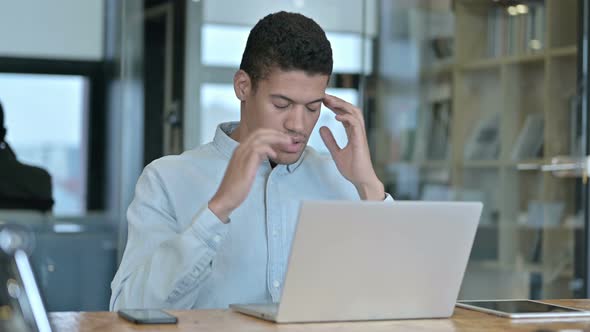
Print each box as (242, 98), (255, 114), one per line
(283, 136), (305, 153)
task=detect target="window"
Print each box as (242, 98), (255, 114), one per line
(202, 24), (373, 73)
(0, 73), (89, 216)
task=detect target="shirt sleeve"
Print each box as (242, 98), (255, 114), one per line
(110, 165), (228, 310)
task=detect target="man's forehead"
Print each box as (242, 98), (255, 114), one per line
(263, 67), (328, 82)
(261, 70), (327, 101)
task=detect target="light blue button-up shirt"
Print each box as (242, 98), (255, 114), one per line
(110, 122), (392, 310)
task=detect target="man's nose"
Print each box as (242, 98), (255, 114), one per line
(285, 106), (306, 133)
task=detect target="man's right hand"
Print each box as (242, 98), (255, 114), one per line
(208, 129), (291, 223)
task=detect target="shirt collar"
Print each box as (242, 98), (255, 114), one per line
(212, 122), (239, 159)
(212, 122), (306, 174)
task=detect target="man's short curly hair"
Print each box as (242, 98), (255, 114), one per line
(239, 11), (333, 90)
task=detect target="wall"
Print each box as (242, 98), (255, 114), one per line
(0, 0), (104, 60)
(204, 0), (376, 36)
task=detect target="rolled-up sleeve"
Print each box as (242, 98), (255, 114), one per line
(110, 165), (228, 310)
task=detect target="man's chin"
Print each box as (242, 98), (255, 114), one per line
(271, 151), (304, 165)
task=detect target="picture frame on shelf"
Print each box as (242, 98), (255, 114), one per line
(510, 113), (544, 161)
(464, 112), (501, 161)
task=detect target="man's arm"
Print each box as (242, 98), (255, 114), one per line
(208, 128), (292, 221)
(110, 166), (228, 310)
(112, 128), (292, 310)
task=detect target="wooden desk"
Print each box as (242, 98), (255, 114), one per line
(49, 299), (590, 331)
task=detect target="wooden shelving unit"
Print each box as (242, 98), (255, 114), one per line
(404, 0), (581, 300)
(457, 0), (579, 300)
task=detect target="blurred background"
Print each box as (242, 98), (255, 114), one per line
(0, 0), (588, 311)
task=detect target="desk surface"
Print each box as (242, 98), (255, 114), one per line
(49, 299), (590, 331)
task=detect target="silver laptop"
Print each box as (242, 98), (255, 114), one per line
(230, 200), (482, 323)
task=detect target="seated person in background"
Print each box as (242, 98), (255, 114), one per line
(0, 102), (53, 212)
(110, 11), (393, 311)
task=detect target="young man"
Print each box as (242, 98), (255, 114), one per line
(110, 11), (392, 310)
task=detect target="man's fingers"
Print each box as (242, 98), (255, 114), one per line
(335, 113), (362, 139)
(256, 145), (277, 160)
(247, 131), (291, 147)
(320, 126), (341, 156)
(323, 94), (363, 120)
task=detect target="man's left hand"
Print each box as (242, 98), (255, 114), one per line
(320, 94), (385, 201)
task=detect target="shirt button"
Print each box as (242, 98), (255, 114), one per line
(273, 280), (280, 288)
(213, 235), (221, 243)
(272, 230), (278, 237)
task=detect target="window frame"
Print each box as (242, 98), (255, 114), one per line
(0, 57), (107, 212)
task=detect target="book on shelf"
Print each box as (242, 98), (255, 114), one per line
(408, 7), (455, 68)
(510, 113), (544, 160)
(421, 185), (495, 226)
(486, 2), (545, 58)
(394, 103), (420, 162)
(399, 127), (417, 161)
(412, 107), (429, 162)
(426, 99), (452, 160)
(413, 82), (452, 162)
(523, 200), (565, 228)
(421, 184), (457, 201)
(431, 36), (453, 61)
(463, 112), (501, 161)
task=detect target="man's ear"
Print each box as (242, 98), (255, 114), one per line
(233, 70), (251, 101)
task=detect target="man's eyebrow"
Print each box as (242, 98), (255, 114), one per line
(271, 94), (324, 105)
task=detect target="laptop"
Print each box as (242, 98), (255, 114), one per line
(230, 200), (482, 323)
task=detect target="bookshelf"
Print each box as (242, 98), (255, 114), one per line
(409, 0), (580, 299)
(462, 0), (577, 298)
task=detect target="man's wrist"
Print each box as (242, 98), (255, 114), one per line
(355, 178), (385, 201)
(208, 196), (232, 224)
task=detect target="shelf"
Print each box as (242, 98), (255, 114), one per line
(434, 0), (580, 299)
(462, 160), (503, 168)
(549, 45), (577, 58)
(517, 223), (583, 231)
(461, 57), (503, 71)
(461, 54), (544, 70)
(511, 159), (547, 171)
(420, 62), (455, 79)
(468, 260), (573, 279)
(420, 160), (451, 168)
(459, 47), (576, 70)
(504, 52), (546, 65)
(516, 213), (585, 231)
(388, 161), (452, 170)
(394, 160), (550, 170)
(468, 260), (542, 273)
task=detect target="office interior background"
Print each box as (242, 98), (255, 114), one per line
(0, 0), (588, 311)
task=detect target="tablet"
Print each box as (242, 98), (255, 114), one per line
(457, 300), (590, 318)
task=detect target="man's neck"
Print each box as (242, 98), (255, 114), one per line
(229, 124), (243, 142)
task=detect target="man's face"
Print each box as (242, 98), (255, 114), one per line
(239, 68), (329, 165)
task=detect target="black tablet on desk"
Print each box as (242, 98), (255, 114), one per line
(457, 300), (590, 318)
